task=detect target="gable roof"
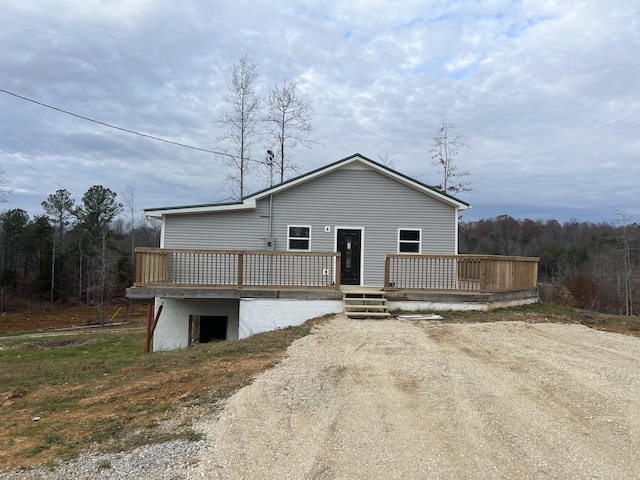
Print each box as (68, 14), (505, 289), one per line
(144, 153), (471, 218)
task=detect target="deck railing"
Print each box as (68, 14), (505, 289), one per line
(135, 249), (538, 293)
(384, 254), (539, 292)
(135, 248), (341, 289)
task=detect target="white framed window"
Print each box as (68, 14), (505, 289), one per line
(398, 228), (421, 253)
(288, 225), (311, 251)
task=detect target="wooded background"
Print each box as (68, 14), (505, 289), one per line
(1, 192), (637, 317)
(459, 214), (638, 315)
(0, 186), (160, 323)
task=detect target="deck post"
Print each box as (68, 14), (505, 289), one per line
(143, 302), (153, 353)
(237, 253), (244, 287)
(334, 253), (341, 287)
(144, 303), (163, 353)
(135, 252), (143, 284)
(480, 258), (487, 291)
(384, 255), (390, 289)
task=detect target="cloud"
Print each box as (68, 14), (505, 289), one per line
(0, 0), (638, 224)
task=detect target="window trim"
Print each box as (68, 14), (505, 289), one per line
(398, 228), (422, 254)
(287, 225), (311, 251)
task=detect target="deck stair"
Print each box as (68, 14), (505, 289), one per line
(343, 289), (391, 319)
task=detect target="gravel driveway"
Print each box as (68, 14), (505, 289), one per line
(188, 316), (640, 479)
(5, 316), (640, 479)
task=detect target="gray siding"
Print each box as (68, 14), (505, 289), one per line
(163, 200), (270, 250)
(269, 168), (456, 285)
(161, 166), (458, 286)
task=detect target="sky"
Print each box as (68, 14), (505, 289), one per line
(1, 0), (639, 225)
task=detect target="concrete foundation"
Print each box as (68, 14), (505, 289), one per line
(153, 298), (240, 351)
(138, 287), (539, 351)
(386, 289), (539, 312)
(152, 296), (343, 351)
(388, 296), (539, 313)
(238, 298), (344, 338)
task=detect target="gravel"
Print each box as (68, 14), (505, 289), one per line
(3, 316), (640, 479)
(0, 440), (200, 480)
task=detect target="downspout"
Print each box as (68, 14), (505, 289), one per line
(267, 150), (275, 239)
(269, 194), (273, 237)
(267, 151), (275, 285)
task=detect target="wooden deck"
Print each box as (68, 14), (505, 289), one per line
(385, 254), (539, 292)
(129, 248), (539, 300)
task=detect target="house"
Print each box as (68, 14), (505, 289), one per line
(127, 153), (538, 351)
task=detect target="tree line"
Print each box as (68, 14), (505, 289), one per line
(459, 214), (639, 315)
(0, 187), (160, 322)
(3, 187), (636, 317)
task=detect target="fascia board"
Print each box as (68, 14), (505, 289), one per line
(144, 198), (257, 218)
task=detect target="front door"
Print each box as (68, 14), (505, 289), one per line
(337, 228), (362, 285)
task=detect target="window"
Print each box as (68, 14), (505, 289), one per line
(288, 225), (311, 251)
(398, 228), (421, 253)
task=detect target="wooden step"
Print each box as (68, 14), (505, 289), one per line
(343, 289), (391, 319)
(344, 303), (388, 308)
(344, 304), (389, 311)
(345, 311), (391, 319)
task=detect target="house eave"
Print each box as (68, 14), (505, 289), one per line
(144, 198), (257, 218)
(244, 153), (471, 210)
(142, 153), (470, 218)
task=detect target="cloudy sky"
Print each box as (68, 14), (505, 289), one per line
(1, 0), (639, 224)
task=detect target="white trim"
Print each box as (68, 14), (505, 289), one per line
(143, 155), (470, 218)
(145, 198), (257, 218)
(249, 156), (468, 209)
(455, 207), (459, 255)
(398, 228), (422, 254)
(287, 225), (311, 251)
(160, 216), (166, 248)
(334, 226), (365, 286)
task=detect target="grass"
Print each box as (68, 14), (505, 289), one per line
(395, 302), (640, 337)
(0, 305), (636, 472)
(394, 302), (583, 321)
(0, 333), (144, 390)
(0, 319), (324, 471)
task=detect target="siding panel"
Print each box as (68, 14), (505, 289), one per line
(163, 200), (270, 250)
(161, 165), (459, 286)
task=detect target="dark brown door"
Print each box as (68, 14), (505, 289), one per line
(337, 229), (361, 285)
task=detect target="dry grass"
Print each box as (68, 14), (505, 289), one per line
(0, 308), (327, 471)
(0, 302), (637, 472)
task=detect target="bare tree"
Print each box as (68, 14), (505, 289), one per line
(429, 122), (471, 195)
(216, 55), (261, 199)
(377, 153), (398, 169)
(0, 164), (9, 204)
(121, 183), (136, 264)
(41, 189), (75, 301)
(613, 210), (636, 316)
(264, 79), (315, 183)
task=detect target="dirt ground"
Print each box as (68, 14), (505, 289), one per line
(1, 305), (639, 476)
(0, 303), (149, 332)
(188, 316), (640, 479)
(0, 303), (295, 472)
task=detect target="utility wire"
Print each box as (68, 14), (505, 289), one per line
(0, 88), (239, 160)
(3, 171), (48, 198)
(0, 146), (66, 190)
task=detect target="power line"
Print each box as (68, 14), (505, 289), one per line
(0, 146), (66, 190)
(6, 174), (48, 198)
(0, 88), (240, 160)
